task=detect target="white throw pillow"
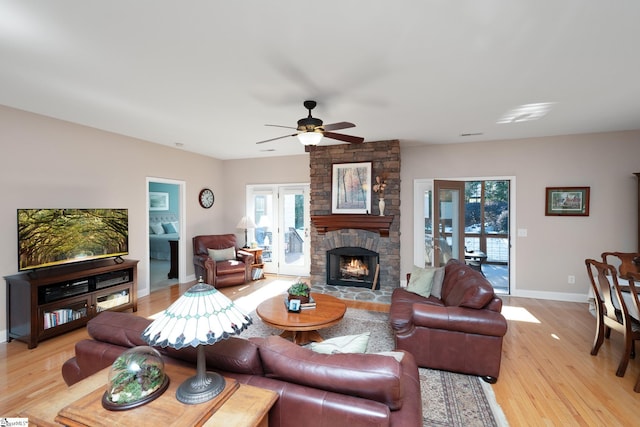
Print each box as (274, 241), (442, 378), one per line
(207, 247), (236, 262)
(150, 223), (165, 235)
(406, 265), (437, 298)
(308, 332), (370, 354)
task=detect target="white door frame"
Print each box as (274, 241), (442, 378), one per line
(144, 177), (187, 297)
(413, 176), (517, 292)
(246, 183), (310, 276)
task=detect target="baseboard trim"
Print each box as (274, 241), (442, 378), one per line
(510, 289), (588, 303)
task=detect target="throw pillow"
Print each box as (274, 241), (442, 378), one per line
(308, 332), (370, 354)
(429, 266), (446, 299)
(406, 265), (437, 298)
(150, 223), (165, 235)
(161, 222), (177, 234)
(207, 247), (236, 262)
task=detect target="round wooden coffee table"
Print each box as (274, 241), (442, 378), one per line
(256, 293), (347, 345)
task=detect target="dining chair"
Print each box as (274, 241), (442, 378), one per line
(585, 258), (640, 377)
(601, 251), (640, 279)
(626, 271), (640, 392)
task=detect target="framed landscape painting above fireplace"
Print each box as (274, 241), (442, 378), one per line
(332, 162), (371, 214)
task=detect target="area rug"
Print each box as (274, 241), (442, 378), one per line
(243, 308), (509, 427)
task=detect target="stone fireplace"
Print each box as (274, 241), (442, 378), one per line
(308, 140), (400, 289)
(327, 244), (380, 289)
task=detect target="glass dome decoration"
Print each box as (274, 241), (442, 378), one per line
(102, 346), (169, 410)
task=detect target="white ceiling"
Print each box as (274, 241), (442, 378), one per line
(1, 1), (639, 160)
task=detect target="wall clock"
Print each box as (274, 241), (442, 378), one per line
(198, 188), (214, 209)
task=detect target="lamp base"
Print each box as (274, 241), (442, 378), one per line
(176, 371), (226, 405)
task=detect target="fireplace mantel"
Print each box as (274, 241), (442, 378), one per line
(311, 215), (394, 237)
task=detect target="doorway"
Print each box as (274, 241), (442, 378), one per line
(147, 178), (186, 293)
(246, 184), (310, 277)
(414, 177), (513, 294)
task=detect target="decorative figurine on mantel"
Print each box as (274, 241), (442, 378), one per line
(373, 175), (388, 216)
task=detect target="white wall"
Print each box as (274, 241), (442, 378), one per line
(400, 131), (640, 301)
(2, 104), (639, 340)
(225, 131), (640, 302)
(0, 106), (230, 339)
(221, 155), (310, 244)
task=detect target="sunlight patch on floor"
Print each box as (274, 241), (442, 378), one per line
(233, 279), (293, 313)
(145, 278), (295, 320)
(148, 310), (164, 320)
(501, 305), (540, 323)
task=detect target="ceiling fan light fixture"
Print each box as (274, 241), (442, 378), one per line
(256, 100), (362, 146)
(297, 131), (323, 146)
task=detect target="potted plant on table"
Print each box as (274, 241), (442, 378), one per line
(287, 280), (311, 305)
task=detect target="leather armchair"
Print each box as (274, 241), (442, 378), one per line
(192, 234), (254, 288)
(390, 259), (508, 383)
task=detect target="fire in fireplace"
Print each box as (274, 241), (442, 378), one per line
(326, 247), (379, 290)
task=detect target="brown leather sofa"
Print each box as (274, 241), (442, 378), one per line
(62, 312), (422, 427)
(192, 234), (254, 288)
(389, 259), (508, 383)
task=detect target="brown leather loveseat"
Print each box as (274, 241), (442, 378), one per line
(389, 259), (508, 383)
(62, 311), (422, 427)
(192, 234), (254, 288)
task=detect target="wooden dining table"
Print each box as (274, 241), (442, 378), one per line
(617, 276), (640, 320)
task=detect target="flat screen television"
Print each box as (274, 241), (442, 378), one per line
(17, 208), (129, 271)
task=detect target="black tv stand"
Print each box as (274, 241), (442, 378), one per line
(4, 259), (138, 348)
(114, 256), (125, 264)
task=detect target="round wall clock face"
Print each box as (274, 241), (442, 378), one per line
(199, 188), (214, 208)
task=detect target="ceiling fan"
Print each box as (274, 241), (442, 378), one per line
(256, 100), (365, 146)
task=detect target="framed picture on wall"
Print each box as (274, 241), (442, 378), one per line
(545, 187), (590, 216)
(149, 192), (169, 211)
(331, 162), (372, 214)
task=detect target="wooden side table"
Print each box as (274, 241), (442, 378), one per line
(17, 363), (277, 427)
(240, 248), (264, 280)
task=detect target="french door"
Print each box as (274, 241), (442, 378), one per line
(433, 180), (466, 267)
(414, 177), (513, 293)
(247, 184), (310, 276)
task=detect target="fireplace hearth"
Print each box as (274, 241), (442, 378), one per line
(326, 247), (379, 290)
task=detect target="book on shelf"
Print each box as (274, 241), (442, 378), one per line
(252, 267), (263, 280)
(43, 307), (86, 329)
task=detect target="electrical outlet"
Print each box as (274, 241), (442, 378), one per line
(568, 275), (575, 284)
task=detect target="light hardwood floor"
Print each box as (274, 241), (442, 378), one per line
(1, 277), (638, 425)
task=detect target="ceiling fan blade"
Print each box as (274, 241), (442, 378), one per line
(265, 124), (297, 130)
(256, 133), (296, 144)
(323, 122), (356, 131)
(323, 132), (365, 144)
